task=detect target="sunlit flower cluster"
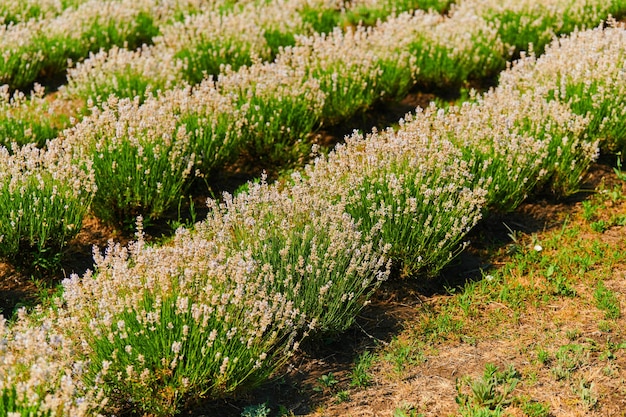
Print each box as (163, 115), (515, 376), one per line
(159, 0), (309, 83)
(63, 45), (185, 106)
(217, 61), (325, 165)
(303, 122), (486, 275)
(0, 0), (210, 90)
(500, 20), (626, 154)
(62, 0), (312, 103)
(455, 0), (625, 53)
(0, 83), (63, 148)
(415, 7), (507, 86)
(398, 85), (594, 211)
(57, 0), (456, 110)
(0, 139), (95, 261)
(58, 224), (307, 415)
(0, 309), (104, 417)
(196, 176), (390, 333)
(279, 24), (382, 122)
(0, 0), (88, 24)
(39, 169), (390, 414)
(349, 0), (454, 15)
(60, 93), (195, 224)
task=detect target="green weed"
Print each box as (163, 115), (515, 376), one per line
(350, 351), (375, 388)
(552, 344), (587, 381)
(544, 264), (576, 297)
(335, 390), (350, 404)
(456, 364), (520, 416)
(565, 329), (581, 341)
(594, 281), (621, 319)
(590, 220), (609, 233)
(241, 403), (271, 417)
(536, 347), (551, 366)
(276, 405), (295, 417)
(316, 373), (339, 390)
(385, 339), (425, 374)
(613, 152), (626, 181)
(581, 200), (599, 222)
(575, 378), (598, 410)
(519, 399), (551, 417)
(393, 404), (424, 417)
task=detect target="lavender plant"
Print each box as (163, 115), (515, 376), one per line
(408, 87), (594, 211)
(0, 0), (159, 90)
(498, 88), (597, 197)
(500, 23), (626, 154)
(304, 127), (486, 277)
(197, 177), (390, 335)
(177, 81), (245, 174)
(61, 229), (306, 416)
(277, 26), (382, 124)
(0, 84), (64, 149)
(0, 0), (87, 24)
(459, 0), (626, 55)
(0, 20), (48, 91)
(63, 45), (184, 108)
(217, 62), (325, 167)
(343, 0), (454, 27)
(463, 0), (565, 55)
(365, 11), (441, 99)
(166, 10), (272, 84)
(48, 0), (159, 72)
(0, 309), (99, 417)
(0, 386), (51, 417)
(61, 0), (311, 107)
(408, 11), (507, 88)
(63, 95), (195, 226)
(297, 0), (344, 34)
(0, 141), (95, 267)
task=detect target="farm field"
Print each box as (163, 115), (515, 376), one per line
(1, 0), (626, 416)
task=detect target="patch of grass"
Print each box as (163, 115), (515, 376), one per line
(552, 343), (588, 381)
(590, 219), (609, 233)
(581, 200), (600, 222)
(575, 378), (598, 410)
(313, 373), (339, 394)
(544, 264), (576, 298)
(594, 280), (621, 319)
(393, 404), (424, 417)
(598, 320), (613, 333)
(350, 350), (375, 388)
(455, 363), (520, 416)
(418, 311), (464, 343)
(565, 329), (581, 341)
(536, 347), (551, 366)
(518, 399), (551, 417)
(384, 338), (425, 375)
